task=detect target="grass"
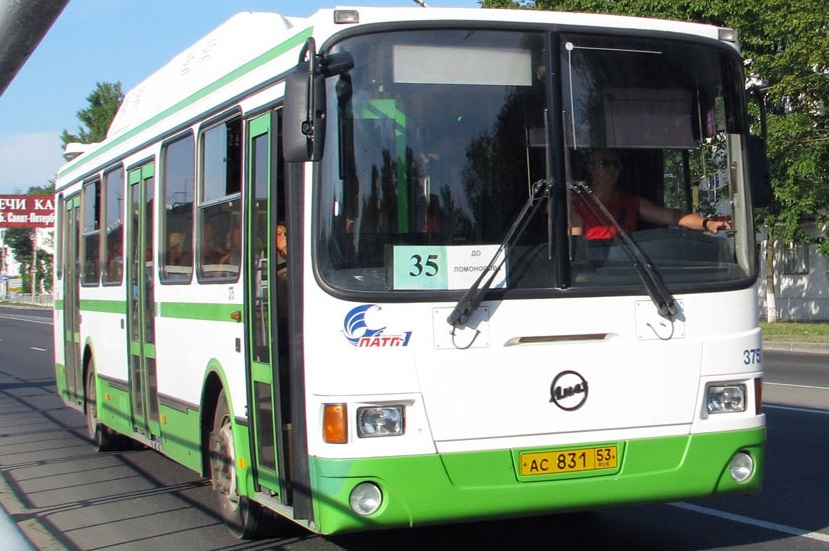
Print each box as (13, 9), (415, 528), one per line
(761, 321), (829, 343)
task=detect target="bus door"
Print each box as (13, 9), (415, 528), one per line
(61, 194), (83, 405)
(126, 163), (162, 441)
(245, 111), (291, 501)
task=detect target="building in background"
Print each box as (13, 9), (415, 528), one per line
(757, 222), (829, 322)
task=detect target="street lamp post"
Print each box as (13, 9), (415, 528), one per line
(31, 229), (38, 302)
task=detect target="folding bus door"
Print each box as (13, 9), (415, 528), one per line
(61, 194), (82, 405)
(126, 163), (162, 441)
(245, 110), (292, 503)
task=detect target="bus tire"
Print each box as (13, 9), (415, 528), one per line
(210, 389), (276, 538)
(85, 367), (122, 452)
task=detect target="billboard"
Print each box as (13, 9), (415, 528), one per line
(0, 195), (56, 228)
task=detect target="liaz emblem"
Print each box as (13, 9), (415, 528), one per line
(549, 370), (588, 411)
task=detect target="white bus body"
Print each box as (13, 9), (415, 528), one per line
(54, 7), (766, 537)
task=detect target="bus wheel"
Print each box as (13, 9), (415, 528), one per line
(85, 368), (121, 452)
(210, 390), (273, 538)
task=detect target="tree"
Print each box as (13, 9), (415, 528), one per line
(60, 81), (124, 153)
(5, 184), (55, 294)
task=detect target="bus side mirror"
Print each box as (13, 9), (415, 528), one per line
(284, 61), (327, 162)
(748, 134), (772, 208)
(284, 40), (354, 163)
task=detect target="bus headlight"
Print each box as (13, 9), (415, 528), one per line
(730, 452), (754, 482)
(350, 482), (383, 515)
(707, 384), (746, 414)
(357, 406), (405, 438)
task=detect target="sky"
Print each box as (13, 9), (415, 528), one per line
(0, 0), (481, 196)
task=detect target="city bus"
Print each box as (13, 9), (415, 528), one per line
(53, 6), (770, 538)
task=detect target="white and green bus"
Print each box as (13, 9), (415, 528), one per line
(54, 6), (769, 538)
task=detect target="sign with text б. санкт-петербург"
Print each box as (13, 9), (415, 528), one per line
(0, 195), (55, 228)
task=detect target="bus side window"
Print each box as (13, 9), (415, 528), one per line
(198, 117), (242, 281)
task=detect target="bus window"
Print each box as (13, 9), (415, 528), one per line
(102, 167), (125, 285)
(161, 133), (195, 283)
(318, 30), (548, 291)
(81, 179), (101, 286)
(198, 117), (242, 281)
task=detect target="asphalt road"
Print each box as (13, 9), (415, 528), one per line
(1, 305), (828, 550)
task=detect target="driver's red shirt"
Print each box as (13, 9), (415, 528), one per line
(574, 193), (640, 240)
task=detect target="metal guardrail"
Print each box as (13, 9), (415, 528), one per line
(1, 292), (53, 307)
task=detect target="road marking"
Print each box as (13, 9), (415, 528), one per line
(671, 502), (829, 542)
(0, 313), (52, 325)
(30, 347), (48, 352)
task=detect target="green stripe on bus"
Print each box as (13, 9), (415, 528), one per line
(158, 302), (242, 322)
(71, 298), (240, 322)
(79, 299), (127, 314)
(57, 27), (314, 179)
(129, 341), (156, 357)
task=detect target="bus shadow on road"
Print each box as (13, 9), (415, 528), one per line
(0, 371), (242, 550)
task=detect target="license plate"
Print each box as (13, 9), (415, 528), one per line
(520, 445), (618, 476)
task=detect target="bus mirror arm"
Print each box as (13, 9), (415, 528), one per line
(320, 52), (355, 78)
(447, 180), (552, 329)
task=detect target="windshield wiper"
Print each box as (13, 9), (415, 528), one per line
(447, 179), (552, 328)
(571, 182), (678, 319)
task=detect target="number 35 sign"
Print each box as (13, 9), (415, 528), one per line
(390, 245), (507, 290)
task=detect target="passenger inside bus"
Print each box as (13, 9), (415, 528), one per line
(275, 221), (288, 350)
(106, 239), (124, 282)
(201, 224), (226, 265)
(276, 221), (287, 271)
(167, 232), (185, 265)
(219, 226), (242, 266)
(274, 221), (291, 423)
(570, 149), (731, 240)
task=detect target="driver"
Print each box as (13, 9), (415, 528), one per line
(571, 149), (731, 240)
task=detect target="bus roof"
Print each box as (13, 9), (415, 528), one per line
(107, 11), (298, 139)
(58, 7), (733, 184)
(108, 6), (733, 143)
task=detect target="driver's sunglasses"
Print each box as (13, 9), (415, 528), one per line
(590, 159), (622, 170)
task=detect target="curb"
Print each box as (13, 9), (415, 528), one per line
(762, 341), (829, 354)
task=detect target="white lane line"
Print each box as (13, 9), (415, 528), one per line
(0, 313), (53, 325)
(30, 347), (48, 352)
(671, 502), (829, 542)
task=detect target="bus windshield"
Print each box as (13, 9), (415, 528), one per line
(316, 28), (754, 294)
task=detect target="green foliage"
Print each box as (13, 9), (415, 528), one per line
(5, 227), (33, 258)
(481, 0), (829, 255)
(481, 0), (524, 7)
(60, 81), (124, 154)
